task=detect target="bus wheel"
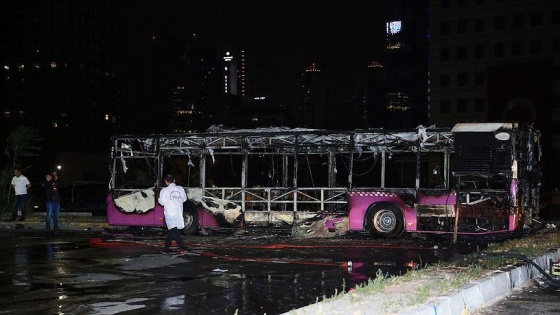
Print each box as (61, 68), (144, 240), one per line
(183, 201), (199, 235)
(367, 203), (404, 238)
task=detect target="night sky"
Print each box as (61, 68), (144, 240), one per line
(136, 0), (389, 105)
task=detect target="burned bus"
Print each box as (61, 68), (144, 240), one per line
(106, 122), (541, 239)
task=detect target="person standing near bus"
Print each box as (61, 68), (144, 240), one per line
(10, 168), (31, 221)
(158, 174), (188, 256)
(43, 172), (61, 230)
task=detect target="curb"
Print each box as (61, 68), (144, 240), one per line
(284, 249), (560, 315)
(400, 249), (559, 314)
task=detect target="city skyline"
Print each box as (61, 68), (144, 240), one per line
(126, 0), (389, 106)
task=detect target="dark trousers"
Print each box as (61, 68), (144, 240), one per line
(165, 227), (186, 250)
(11, 194), (28, 219)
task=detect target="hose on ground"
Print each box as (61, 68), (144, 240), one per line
(485, 252), (560, 288)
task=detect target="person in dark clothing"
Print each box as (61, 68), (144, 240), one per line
(43, 173), (61, 230)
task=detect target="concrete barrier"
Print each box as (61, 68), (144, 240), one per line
(401, 249), (560, 315)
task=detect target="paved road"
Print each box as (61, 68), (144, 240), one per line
(474, 279), (560, 315)
(0, 229), (454, 315)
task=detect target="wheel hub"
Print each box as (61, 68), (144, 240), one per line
(374, 209), (396, 233)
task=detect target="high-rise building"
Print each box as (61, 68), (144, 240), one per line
(220, 48), (248, 98)
(429, 0), (560, 128)
(204, 46), (248, 127)
(0, 0), (119, 144)
(429, 0), (560, 199)
(383, 0), (430, 129)
(295, 63), (327, 128)
(365, 61), (387, 128)
(0, 0), (119, 179)
(167, 34), (220, 133)
(345, 61), (386, 129)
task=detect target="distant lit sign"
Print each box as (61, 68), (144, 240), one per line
(386, 21), (402, 35)
(223, 51), (233, 62)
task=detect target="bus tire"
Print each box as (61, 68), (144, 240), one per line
(182, 201), (199, 235)
(366, 203), (404, 238)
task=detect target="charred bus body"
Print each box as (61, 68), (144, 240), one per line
(107, 122), (541, 239)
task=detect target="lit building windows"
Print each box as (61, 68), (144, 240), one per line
(386, 21), (402, 35)
(387, 42), (402, 50)
(386, 92), (411, 111)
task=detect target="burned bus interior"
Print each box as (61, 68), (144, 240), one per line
(108, 123), (541, 238)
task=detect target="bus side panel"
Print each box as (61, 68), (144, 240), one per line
(414, 190), (457, 233)
(106, 194), (164, 227)
(402, 207), (417, 232)
(347, 192), (411, 232)
(199, 209), (229, 228)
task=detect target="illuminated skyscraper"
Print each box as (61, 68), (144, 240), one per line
(220, 48), (248, 97)
(384, 0), (429, 128)
(295, 63), (327, 128)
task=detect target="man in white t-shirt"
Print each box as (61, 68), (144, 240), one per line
(10, 168), (31, 221)
(157, 174), (188, 256)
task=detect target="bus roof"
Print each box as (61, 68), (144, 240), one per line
(451, 122), (513, 133)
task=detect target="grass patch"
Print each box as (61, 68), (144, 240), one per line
(317, 228), (560, 313)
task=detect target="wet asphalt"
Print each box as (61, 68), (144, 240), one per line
(0, 229), (465, 315)
(473, 280), (560, 315)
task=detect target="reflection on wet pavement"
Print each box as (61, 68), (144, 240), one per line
(0, 231), (476, 314)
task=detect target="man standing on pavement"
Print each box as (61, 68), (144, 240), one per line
(43, 172), (61, 230)
(10, 168), (31, 221)
(158, 174), (188, 256)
